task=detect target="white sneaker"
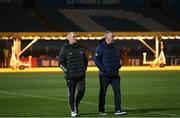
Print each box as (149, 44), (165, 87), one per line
(99, 112), (107, 116)
(114, 111), (127, 115)
(71, 111), (78, 117)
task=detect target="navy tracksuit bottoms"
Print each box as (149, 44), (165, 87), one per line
(99, 75), (121, 112)
(66, 77), (85, 112)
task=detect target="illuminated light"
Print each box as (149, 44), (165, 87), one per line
(77, 37), (81, 40)
(27, 36), (34, 39)
(168, 36), (175, 39)
(34, 36), (40, 40)
(125, 37), (132, 40)
(4, 37), (9, 40)
(132, 37), (138, 40)
(21, 36), (26, 39)
(114, 36), (118, 40)
(59, 37), (66, 40)
(81, 36), (88, 40)
(117, 37), (124, 40)
(1, 32), (180, 41)
(146, 36), (154, 40)
(96, 37), (103, 40)
(10, 37), (14, 39)
(2, 36), (5, 39)
(176, 36), (180, 39)
(1, 36), (4, 39)
(24, 36), (28, 39)
(161, 36), (168, 39)
(89, 37), (95, 40)
(41, 36), (45, 39)
(7, 37), (11, 40)
(22, 36), (34, 40)
(44, 37), (51, 40)
(35, 37), (40, 41)
(51, 36), (58, 40)
(56, 36), (61, 40)
(137, 36), (146, 40)
(62, 37), (67, 40)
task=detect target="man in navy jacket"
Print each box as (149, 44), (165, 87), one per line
(94, 31), (126, 116)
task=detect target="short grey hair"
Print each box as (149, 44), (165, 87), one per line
(104, 31), (112, 38)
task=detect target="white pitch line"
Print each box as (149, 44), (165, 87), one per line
(0, 90), (179, 117)
(0, 90), (120, 109)
(0, 90), (67, 101)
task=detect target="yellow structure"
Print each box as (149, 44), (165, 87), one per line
(0, 32), (180, 69)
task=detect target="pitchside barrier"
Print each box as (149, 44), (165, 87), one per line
(1, 66), (180, 73)
(19, 56), (180, 67)
(0, 32), (180, 69)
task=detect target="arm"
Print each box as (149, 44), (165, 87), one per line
(58, 46), (67, 72)
(118, 49), (122, 69)
(84, 52), (88, 70)
(94, 46), (106, 72)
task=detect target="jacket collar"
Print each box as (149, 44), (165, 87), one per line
(101, 40), (113, 48)
(66, 41), (78, 48)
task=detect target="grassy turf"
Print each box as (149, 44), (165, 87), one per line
(0, 71), (180, 117)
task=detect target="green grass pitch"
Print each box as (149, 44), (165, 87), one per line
(0, 71), (180, 117)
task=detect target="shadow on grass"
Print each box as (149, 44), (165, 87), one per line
(126, 107), (180, 114)
(79, 111), (127, 117)
(79, 107), (180, 117)
(79, 112), (99, 117)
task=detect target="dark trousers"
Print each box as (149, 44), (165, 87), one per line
(99, 75), (121, 112)
(66, 77), (85, 112)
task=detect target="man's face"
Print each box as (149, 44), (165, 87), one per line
(68, 32), (77, 44)
(105, 32), (114, 44)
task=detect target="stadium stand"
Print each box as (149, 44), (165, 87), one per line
(0, 1), (179, 32)
(0, 4), (47, 32)
(59, 7), (171, 31)
(36, 5), (84, 31)
(0, 0), (180, 66)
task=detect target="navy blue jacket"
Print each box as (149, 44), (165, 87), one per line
(94, 40), (121, 76)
